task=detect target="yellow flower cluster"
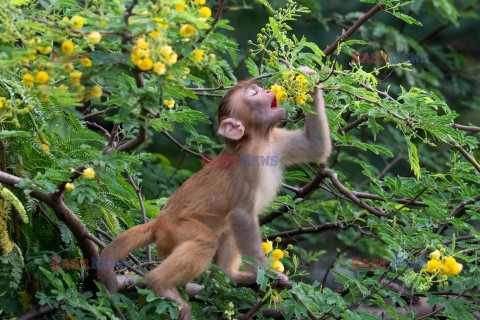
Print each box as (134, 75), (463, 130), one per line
(131, 38), (153, 71)
(425, 250), (463, 276)
(151, 18), (169, 37)
(270, 84), (287, 103)
(160, 46), (178, 65)
(154, 18), (169, 30)
(21, 72), (49, 87)
(62, 40), (74, 54)
(175, 3), (187, 11)
(164, 100), (175, 109)
(199, 7), (211, 20)
(70, 70), (82, 87)
(180, 24), (196, 37)
(83, 167), (95, 179)
(81, 57), (92, 67)
(71, 16), (85, 29)
(191, 49), (204, 62)
(270, 71), (313, 106)
(262, 240), (288, 273)
(87, 32), (102, 44)
(90, 85), (103, 98)
(65, 183), (75, 191)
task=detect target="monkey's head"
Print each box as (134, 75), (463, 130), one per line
(217, 80), (285, 142)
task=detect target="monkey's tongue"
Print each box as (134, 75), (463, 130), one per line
(271, 97), (278, 109)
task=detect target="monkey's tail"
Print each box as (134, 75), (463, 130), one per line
(96, 220), (156, 293)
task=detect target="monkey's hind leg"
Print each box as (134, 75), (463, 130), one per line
(145, 236), (219, 320)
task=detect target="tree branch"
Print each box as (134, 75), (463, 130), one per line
(323, 4), (385, 56)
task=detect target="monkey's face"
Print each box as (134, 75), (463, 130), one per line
(243, 83), (285, 126)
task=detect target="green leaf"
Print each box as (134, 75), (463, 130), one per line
(245, 58), (259, 76)
(305, 42), (325, 58)
(269, 17), (285, 45)
(0, 130), (30, 138)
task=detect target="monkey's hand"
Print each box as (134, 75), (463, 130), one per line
(270, 270), (293, 290)
(297, 66), (315, 76)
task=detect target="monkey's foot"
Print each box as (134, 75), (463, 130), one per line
(186, 283), (205, 298)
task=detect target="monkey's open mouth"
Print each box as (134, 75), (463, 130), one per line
(271, 97), (279, 109)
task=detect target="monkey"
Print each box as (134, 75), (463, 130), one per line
(97, 66), (331, 320)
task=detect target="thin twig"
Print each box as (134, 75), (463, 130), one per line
(323, 5), (385, 56)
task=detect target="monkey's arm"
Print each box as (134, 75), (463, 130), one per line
(275, 87), (332, 165)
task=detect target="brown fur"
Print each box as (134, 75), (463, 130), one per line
(98, 75), (331, 320)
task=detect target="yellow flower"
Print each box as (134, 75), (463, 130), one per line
(455, 263), (463, 275)
(179, 24), (196, 37)
(135, 38), (149, 49)
(164, 53), (178, 65)
(71, 16), (85, 28)
(295, 94), (307, 104)
(165, 74), (174, 80)
(194, 0), (205, 5)
(191, 49), (204, 62)
(131, 53), (140, 65)
(440, 257), (460, 275)
(164, 100), (175, 108)
(269, 57), (275, 66)
(429, 250), (441, 260)
(284, 71), (295, 80)
(81, 58), (92, 67)
(272, 249), (284, 260)
(22, 74), (34, 86)
(87, 32), (102, 44)
(83, 167), (95, 179)
(138, 58), (153, 71)
(151, 29), (160, 37)
(262, 241), (272, 254)
(58, 84), (69, 91)
(71, 71), (82, 79)
(175, 3), (187, 11)
(40, 144), (50, 152)
(199, 6), (211, 19)
(36, 71), (49, 84)
(270, 260), (284, 272)
(65, 183), (75, 191)
(425, 259), (441, 273)
(154, 18), (168, 29)
(37, 46), (52, 54)
(182, 67), (190, 74)
(296, 74), (308, 90)
(28, 50), (37, 60)
(64, 63), (75, 73)
(70, 71), (82, 87)
(62, 41), (74, 53)
(0, 101), (3, 108)
(90, 85), (102, 98)
(270, 84), (287, 103)
(160, 46), (173, 56)
(270, 84), (282, 94)
(153, 62), (166, 75)
(275, 237), (281, 243)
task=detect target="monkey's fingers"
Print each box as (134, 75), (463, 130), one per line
(272, 278), (293, 290)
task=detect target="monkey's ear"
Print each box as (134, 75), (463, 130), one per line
(218, 118), (245, 140)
